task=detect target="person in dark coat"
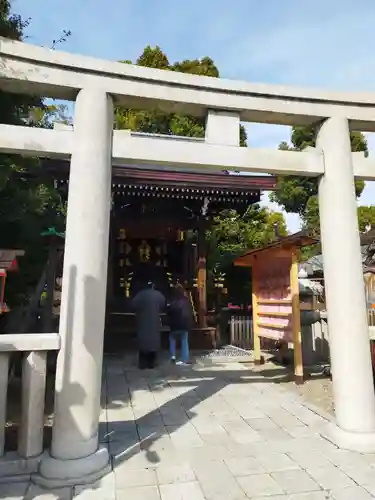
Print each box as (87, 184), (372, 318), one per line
(131, 281), (166, 369)
(167, 283), (194, 365)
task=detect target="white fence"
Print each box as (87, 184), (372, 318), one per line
(229, 313), (331, 363)
(229, 315), (253, 350)
(0, 333), (60, 477)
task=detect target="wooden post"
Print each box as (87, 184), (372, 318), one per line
(0, 353), (9, 456)
(106, 217), (115, 300)
(197, 220), (207, 329)
(182, 239), (189, 284)
(41, 238), (58, 333)
(251, 266), (264, 365)
(290, 250), (304, 384)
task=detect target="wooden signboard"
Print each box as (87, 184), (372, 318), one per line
(255, 255), (292, 341)
(235, 232), (316, 384)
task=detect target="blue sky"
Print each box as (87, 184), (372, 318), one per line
(13, 0), (375, 231)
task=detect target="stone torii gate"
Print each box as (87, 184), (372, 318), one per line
(1, 36), (375, 485)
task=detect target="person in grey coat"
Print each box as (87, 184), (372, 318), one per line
(131, 281), (166, 369)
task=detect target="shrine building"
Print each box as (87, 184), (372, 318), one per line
(44, 158), (275, 349)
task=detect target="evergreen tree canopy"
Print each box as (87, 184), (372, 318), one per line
(0, 26), (287, 303)
(0, 1), (68, 304)
(271, 125), (368, 235)
(116, 45), (287, 272)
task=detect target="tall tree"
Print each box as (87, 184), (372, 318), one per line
(114, 46), (247, 144)
(358, 206), (375, 233)
(115, 46), (287, 271)
(271, 125), (368, 235)
(207, 205), (287, 268)
(0, 1), (68, 304)
(207, 205), (287, 304)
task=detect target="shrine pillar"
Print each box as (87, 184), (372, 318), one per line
(197, 219), (208, 328)
(37, 88), (113, 486)
(106, 217), (115, 302)
(317, 116), (375, 452)
(183, 239), (189, 284)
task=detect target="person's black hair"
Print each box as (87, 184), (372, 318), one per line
(174, 283), (186, 297)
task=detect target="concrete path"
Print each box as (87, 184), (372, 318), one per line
(3, 357), (375, 499)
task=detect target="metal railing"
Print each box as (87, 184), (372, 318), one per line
(0, 333), (60, 473)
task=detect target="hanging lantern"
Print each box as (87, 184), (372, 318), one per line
(118, 228), (126, 240)
(176, 229), (185, 241)
(213, 271), (226, 290)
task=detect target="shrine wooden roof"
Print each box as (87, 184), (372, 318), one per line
(41, 160), (276, 194)
(0, 249), (25, 271)
(235, 231), (318, 266)
(111, 166), (276, 191)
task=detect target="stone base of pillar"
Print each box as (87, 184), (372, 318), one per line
(31, 445), (110, 488)
(323, 422), (375, 453)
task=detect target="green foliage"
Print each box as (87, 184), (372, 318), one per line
(115, 45), (279, 303)
(0, 0), (29, 39)
(0, 1), (67, 305)
(302, 195), (320, 237)
(299, 244), (320, 262)
(136, 45), (170, 69)
(114, 45), (247, 145)
(172, 56), (219, 77)
(0, 25), (282, 306)
(270, 126), (368, 233)
(358, 206), (375, 233)
(27, 103), (71, 128)
(206, 205), (287, 305)
(115, 45), (290, 303)
(207, 205), (288, 268)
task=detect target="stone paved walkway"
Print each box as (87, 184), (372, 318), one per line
(3, 357), (375, 499)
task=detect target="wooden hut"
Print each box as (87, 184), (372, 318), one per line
(234, 232), (316, 384)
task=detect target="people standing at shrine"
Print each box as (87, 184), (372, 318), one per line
(167, 283), (194, 365)
(131, 281), (166, 369)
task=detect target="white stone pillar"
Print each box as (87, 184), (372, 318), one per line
(317, 116), (375, 452)
(36, 88), (113, 486)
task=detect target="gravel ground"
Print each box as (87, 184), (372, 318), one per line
(288, 373), (334, 415)
(249, 358), (335, 416)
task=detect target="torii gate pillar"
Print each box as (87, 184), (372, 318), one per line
(318, 116), (375, 452)
(36, 88), (113, 486)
